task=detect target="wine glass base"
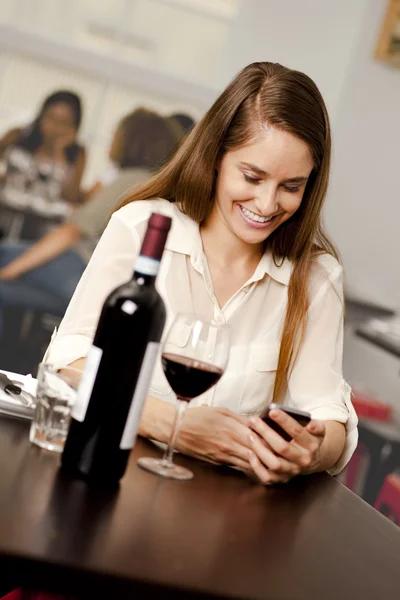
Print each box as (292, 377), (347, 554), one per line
(137, 456), (193, 481)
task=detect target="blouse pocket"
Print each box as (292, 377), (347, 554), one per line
(239, 344), (280, 415)
(166, 322), (192, 348)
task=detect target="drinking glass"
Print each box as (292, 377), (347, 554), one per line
(138, 313), (230, 480)
(29, 363), (82, 453)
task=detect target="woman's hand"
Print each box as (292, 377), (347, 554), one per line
(176, 406), (252, 471)
(247, 408), (326, 484)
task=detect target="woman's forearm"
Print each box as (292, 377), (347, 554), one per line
(310, 420), (346, 473)
(0, 223), (81, 278)
(68, 355), (175, 445)
(68, 358), (348, 476)
(67, 357), (175, 445)
(139, 395), (176, 444)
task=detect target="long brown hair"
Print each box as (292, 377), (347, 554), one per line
(120, 62), (339, 403)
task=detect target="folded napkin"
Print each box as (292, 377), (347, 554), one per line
(0, 370), (37, 420)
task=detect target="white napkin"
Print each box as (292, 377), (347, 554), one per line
(0, 370), (37, 419)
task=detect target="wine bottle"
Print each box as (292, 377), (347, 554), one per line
(61, 212), (172, 485)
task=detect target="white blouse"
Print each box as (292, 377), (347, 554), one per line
(46, 199), (358, 475)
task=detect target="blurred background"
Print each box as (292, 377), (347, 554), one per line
(0, 0), (399, 516)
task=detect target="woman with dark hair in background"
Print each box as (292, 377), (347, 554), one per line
(0, 90), (86, 207)
(0, 108), (183, 335)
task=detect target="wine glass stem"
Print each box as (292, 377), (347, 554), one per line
(162, 398), (187, 467)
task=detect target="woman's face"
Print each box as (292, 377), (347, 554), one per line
(40, 102), (77, 143)
(210, 126), (314, 247)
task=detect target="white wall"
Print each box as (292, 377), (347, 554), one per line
(0, 0), (238, 90)
(0, 0), (236, 185)
(227, 0), (400, 310)
(325, 0), (400, 310)
(226, 0), (369, 124)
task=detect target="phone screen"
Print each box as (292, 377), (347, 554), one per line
(262, 406), (311, 441)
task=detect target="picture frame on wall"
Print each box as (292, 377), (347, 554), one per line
(375, 0), (400, 66)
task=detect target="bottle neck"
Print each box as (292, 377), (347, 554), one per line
(133, 216), (170, 283)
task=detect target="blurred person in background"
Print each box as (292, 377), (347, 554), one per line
(0, 108), (183, 336)
(0, 90), (86, 207)
(81, 110), (195, 203)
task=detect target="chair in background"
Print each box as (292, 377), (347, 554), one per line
(375, 473), (400, 526)
(0, 307), (61, 375)
(341, 389), (400, 507)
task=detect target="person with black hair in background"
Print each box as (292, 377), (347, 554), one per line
(0, 90), (86, 238)
(0, 90), (86, 203)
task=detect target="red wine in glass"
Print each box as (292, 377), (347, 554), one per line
(161, 353), (223, 402)
(137, 313), (230, 480)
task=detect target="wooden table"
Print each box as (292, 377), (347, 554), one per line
(1, 417), (400, 600)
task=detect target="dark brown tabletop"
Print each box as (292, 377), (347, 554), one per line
(0, 417), (400, 600)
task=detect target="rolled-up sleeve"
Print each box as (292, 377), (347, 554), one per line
(287, 263), (358, 475)
(45, 211), (140, 368)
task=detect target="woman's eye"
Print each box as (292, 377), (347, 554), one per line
(282, 184), (300, 193)
(244, 173), (261, 185)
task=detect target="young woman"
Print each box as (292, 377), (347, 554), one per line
(0, 90), (86, 206)
(46, 62), (358, 485)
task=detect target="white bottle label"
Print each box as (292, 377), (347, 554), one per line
(72, 345), (103, 422)
(120, 341), (160, 450)
(135, 255), (160, 276)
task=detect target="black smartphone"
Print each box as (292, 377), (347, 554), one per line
(261, 403), (311, 441)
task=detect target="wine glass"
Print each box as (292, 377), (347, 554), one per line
(137, 313), (230, 480)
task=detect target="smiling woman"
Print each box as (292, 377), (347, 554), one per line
(46, 62), (358, 488)
(208, 128), (313, 243)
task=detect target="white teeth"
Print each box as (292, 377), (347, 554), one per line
(241, 205), (272, 223)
